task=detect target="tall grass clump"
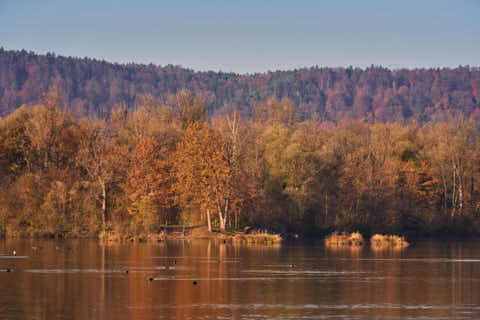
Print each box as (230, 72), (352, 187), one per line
(325, 231), (365, 247)
(370, 234), (409, 250)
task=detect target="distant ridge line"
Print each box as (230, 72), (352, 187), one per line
(1, 48), (479, 123)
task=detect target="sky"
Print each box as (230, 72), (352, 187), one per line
(1, 0), (479, 74)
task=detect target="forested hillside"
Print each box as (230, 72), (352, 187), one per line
(2, 49), (480, 239)
(1, 48), (479, 123)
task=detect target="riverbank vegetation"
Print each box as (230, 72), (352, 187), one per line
(370, 234), (409, 249)
(325, 232), (365, 247)
(1, 88), (480, 239)
(324, 232), (409, 249)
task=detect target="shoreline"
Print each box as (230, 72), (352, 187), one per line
(98, 227), (283, 245)
(3, 233), (480, 244)
(3, 225), (480, 244)
(1, 226), (284, 245)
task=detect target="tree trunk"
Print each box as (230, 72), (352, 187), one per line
(216, 199), (230, 232)
(207, 209), (212, 232)
(452, 164), (457, 217)
(235, 211), (238, 230)
(224, 199), (229, 229)
(100, 180), (107, 226)
(218, 210), (226, 232)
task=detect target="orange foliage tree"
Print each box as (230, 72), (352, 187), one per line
(77, 120), (127, 227)
(173, 122), (240, 231)
(124, 137), (174, 229)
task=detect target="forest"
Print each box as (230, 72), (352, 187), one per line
(1, 87), (480, 239)
(1, 49), (480, 124)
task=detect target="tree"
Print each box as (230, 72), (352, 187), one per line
(77, 120), (126, 227)
(25, 87), (78, 172)
(213, 109), (255, 229)
(425, 119), (479, 217)
(252, 96), (299, 126)
(169, 89), (206, 129)
(124, 94), (179, 143)
(124, 137), (175, 231)
(0, 105), (31, 174)
(173, 122), (236, 231)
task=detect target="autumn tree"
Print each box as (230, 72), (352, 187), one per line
(0, 105), (32, 174)
(25, 86), (78, 172)
(174, 122), (239, 231)
(255, 119), (340, 232)
(212, 109), (257, 229)
(424, 119), (480, 217)
(77, 120), (127, 227)
(124, 137), (175, 232)
(169, 89), (206, 129)
(252, 96), (299, 127)
(283, 121), (340, 226)
(121, 94), (179, 144)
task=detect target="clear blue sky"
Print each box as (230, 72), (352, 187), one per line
(1, 0), (478, 74)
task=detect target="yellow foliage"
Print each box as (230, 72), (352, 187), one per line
(370, 234), (409, 250)
(325, 231), (365, 247)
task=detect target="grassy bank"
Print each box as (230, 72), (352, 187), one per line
(325, 231), (410, 249)
(97, 226), (283, 245)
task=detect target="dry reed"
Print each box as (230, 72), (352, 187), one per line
(233, 229), (283, 245)
(325, 231), (365, 247)
(370, 234), (409, 249)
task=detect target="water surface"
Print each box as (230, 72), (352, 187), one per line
(1, 239), (480, 319)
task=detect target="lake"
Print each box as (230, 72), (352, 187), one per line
(1, 238), (480, 319)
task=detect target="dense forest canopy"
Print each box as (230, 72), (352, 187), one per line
(1, 87), (480, 239)
(1, 48), (479, 123)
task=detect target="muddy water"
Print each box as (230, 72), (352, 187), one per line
(1, 239), (480, 319)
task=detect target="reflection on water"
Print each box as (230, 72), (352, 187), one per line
(1, 239), (480, 319)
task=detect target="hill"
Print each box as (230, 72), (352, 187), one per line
(1, 48), (479, 122)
